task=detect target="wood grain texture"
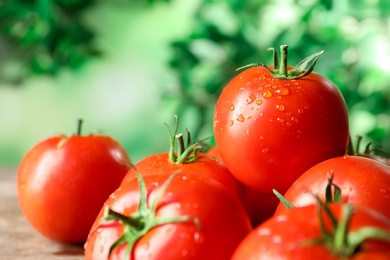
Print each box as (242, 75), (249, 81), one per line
(0, 169), (84, 260)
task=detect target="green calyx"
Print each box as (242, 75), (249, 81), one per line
(166, 115), (203, 164)
(302, 198), (390, 257)
(100, 169), (202, 259)
(325, 172), (342, 203)
(347, 135), (390, 166)
(238, 45), (324, 80)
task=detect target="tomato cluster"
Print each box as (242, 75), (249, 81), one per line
(17, 45), (390, 259)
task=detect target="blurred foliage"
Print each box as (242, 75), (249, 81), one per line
(0, 0), (389, 159)
(0, 0), (100, 82)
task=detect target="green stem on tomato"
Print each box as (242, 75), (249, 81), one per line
(100, 169), (201, 259)
(165, 115), (203, 164)
(237, 45), (324, 80)
(302, 198), (390, 258)
(76, 119), (83, 136)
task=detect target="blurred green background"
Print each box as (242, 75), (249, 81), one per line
(1, 0), (389, 167)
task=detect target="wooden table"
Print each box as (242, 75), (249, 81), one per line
(0, 168), (84, 260)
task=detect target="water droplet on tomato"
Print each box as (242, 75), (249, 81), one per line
(229, 120), (234, 126)
(194, 232), (203, 243)
(256, 99), (263, 105)
(263, 90), (272, 98)
(277, 118), (285, 123)
(246, 93), (256, 104)
(262, 148), (269, 153)
(246, 129), (251, 136)
(230, 105), (235, 111)
(258, 86), (263, 91)
(275, 87), (289, 95)
(237, 114), (245, 122)
(291, 117), (299, 123)
(276, 104), (285, 111)
(259, 136), (264, 140)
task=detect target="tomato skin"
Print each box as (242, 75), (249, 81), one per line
(274, 155), (390, 218)
(120, 152), (249, 215)
(213, 66), (349, 194)
(232, 203), (390, 260)
(17, 135), (131, 243)
(85, 173), (252, 260)
(206, 146), (279, 227)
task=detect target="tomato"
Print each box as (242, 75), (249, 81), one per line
(232, 203), (390, 259)
(213, 45), (349, 194)
(17, 120), (131, 243)
(121, 152), (248, 208)
(274, 155), (390, 219)
(84, 172), (252, 259)
(120, 117), (250, 218)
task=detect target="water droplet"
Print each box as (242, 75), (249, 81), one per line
(272, 235), (282, 244)
(277, 118), (285, 123)
(182, 175), (187, 180)
(246, 129), (251, 136)
(275, 87), (289, 95)
(230, 105), (235, 111)
(263, 90), (273, 98)
(256, 99), (263, 105)
(276, 104), (285, 111)
(291, 117), (299, 123)
(237, 114), (245, 122)
(181, 249), (188, 256)
(259, 136), (264, 140)
(258, 86), (263, 91)
(287, 122), (292, 126)
(229, 120), (234, 126)
(276, 96), (282, 99)
(194, 232), (202, 242)
(297, 108), (304, 114)
(246, 116), (252, 119)
(262, 148), (269, 153)
(246, 93), (256, 104)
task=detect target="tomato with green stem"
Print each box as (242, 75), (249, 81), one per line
(84, 170), (252, 259)
(213, 45), (349, 194)
(274, 155), (390, 219)
(17, 119), (131, 243)
(232, 200), (390, 259)
(120, 116), (249, 217)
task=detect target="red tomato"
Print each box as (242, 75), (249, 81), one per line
(213, 46), (349, 194)
(120, 152), (250, 219)
(274, 155), (390, 219)
(232, 203), (390, 259)
(17, 121), (131, 243)
(85, 172), (252, 259)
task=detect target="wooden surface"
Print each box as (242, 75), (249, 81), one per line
(0, 168), (84, 260)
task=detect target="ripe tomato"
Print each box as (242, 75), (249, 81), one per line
(274, 155), (390, 219)
(120, 152), (248, 208)
(17, 120), (131, 243)
(213, 45), (349, 194)
(232, 203), (390, 259)
(120, 118), (250, 218)
(85, 172), (252, 259)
